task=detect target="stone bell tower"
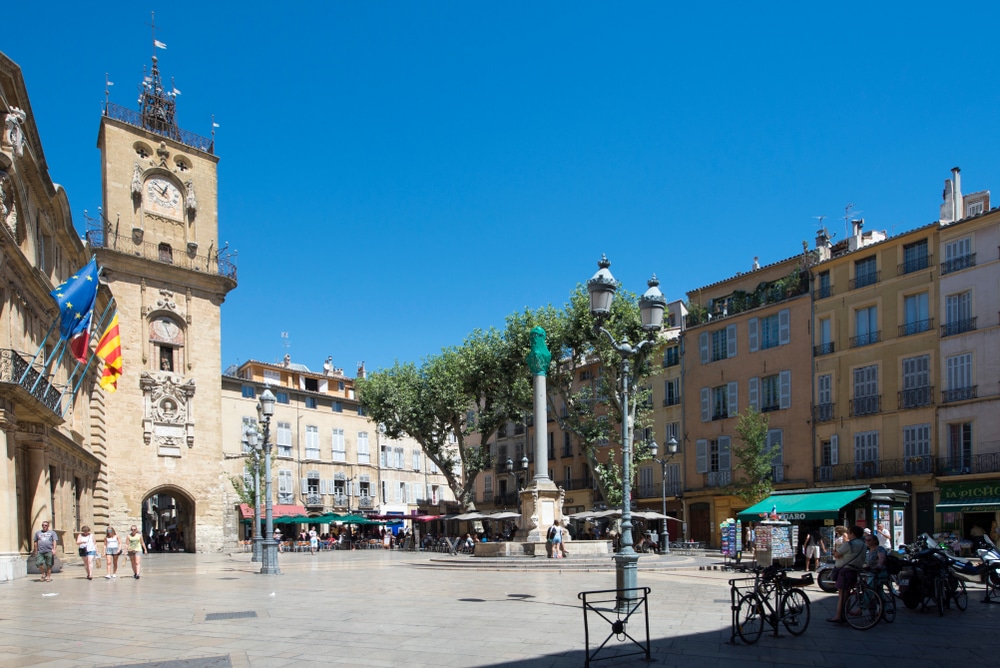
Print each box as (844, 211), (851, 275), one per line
(88, 44), (237, 552)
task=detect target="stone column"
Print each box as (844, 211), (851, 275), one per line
(0, 399), (23, 580)
(27, 443), (50, 535)
(522, 326), (560, 546)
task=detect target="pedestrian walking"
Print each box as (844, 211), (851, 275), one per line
(309, 528), (318, 554)
(803, 528), (826, 572)
(126, 525), (147, 579)
(559, 521), (570, 558)
(104, 527), (122, 578)
(76, 526), (97, 580)
(32, 520), (58, 582)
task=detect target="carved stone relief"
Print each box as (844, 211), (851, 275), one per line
(140, 371), (196, 457)
(185, 179), (197, 217)
(4, 107), (26, 158)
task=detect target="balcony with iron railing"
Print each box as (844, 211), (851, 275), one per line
(941, 253), (976, 275)
(331, 494), (348, 507)
(663, 395), (681, 407)
(770, 465), (785, 483)
(706, 470), (732, 487)
(357, 496), (374, 510)
(814, 341), (835, 356)
(493, 492), (519, 507)
(814, 284), (833, 300)
(850, 395), (881, 416)
(85, 226), (238, 283)
(815, 403), (835, 422)
(104, 101), (215, 154)
(937, 453), (1000, 476)
(0, 349), (63, 415)
(941, 317), (977, 337)
(815, 456), (936, 483)
(850, 270), (880, 290)
(305, 493), (323, 507)
(898, 254), (932, 275)
(850, 331), (880, 348)
(899, 318), (934, 337)
(899, 386), (934, 409)
(942, 386), (977, 403)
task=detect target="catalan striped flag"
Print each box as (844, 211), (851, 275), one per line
(96, 312), (122, 392)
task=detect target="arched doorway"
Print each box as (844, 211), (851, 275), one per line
(141, 486), (196, 552)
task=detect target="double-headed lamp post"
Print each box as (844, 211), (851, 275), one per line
(649, 436), (679, 554)
(257, 388), (280, 575)
(505, 455), (529, 511)
(245, 424), (263, 563)
(586, 254), (666, 611)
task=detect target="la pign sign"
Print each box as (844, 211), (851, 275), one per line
(940, 481), (1000, 501)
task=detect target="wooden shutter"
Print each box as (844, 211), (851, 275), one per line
(748, 318), (759, 352)
(699, 332), (709, 364)
(779, 370), (791, 409)
(778, 308), (790, 345)
(696, 439), (708, 473)
(830, 434), (839, 465)
(719, 436), (731, 471)
(749, 377), (759, 411)
(701, 388), (710, 422)
(727, 324), (737, 358)
(727, 381), (738, 417)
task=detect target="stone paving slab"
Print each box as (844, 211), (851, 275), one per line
(0, 550), (996, 666)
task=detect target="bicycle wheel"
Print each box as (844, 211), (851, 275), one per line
(880, 582), (896, 624)
(886, 572), (899, 598)
(845, 583), (882, 630)
(736, 594), (764, 644)
(953, 578), (968, 611)
(780, 588), (810, 636)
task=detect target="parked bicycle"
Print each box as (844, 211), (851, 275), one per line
(730, 565), (812, 644)
(840, 565), (883, 630)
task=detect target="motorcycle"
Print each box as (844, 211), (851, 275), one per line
(896, 543), (966, 615)
(816, 556), (837, 593)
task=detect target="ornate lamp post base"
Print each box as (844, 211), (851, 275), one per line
(260, 538), (281, 575)
(251, 535), (263, 563)
(614, 549), (640, 612)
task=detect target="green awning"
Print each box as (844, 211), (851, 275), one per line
(737, 489), (868, 521)
(936, 498), (1000, 513)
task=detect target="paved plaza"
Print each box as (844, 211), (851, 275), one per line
(0, 550), (996, 667)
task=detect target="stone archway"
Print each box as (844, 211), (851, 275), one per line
(141, 485), (196, 552)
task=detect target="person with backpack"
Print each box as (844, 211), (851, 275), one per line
(547, 523), (561, 558)
(803, 528), (826, 572)
(828, 525), (866, 623)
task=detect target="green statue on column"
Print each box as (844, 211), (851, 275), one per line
(526, 326), (551, 377)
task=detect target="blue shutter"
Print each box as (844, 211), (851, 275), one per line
(749, 377), (759, 411)
(700, 388), (710, 422)
(727, 381), (738, 417)
(696, 439), (708, 473)
(699, 332), (709, 364)
(778, 308), (790, 345)
(830, 434), (839, 465)
(719, 436), (731, 471)
(779, 370), (791, 409)
(748, 318), (759, 352)
(727, 324), (737, 358)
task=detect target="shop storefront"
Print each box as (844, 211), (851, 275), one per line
(936, 480), (1000, 541)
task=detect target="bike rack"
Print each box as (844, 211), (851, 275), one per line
(578, 587), (651, 666)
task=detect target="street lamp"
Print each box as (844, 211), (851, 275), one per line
(257, 388), (280, 575)
(649, 436), (679, 554)
(245, 423), (263, 563)
(586, 254), (666, 611)
(505, 455), (529, 510)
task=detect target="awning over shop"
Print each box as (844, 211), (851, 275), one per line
(737, 489), (868, 521)
(936, 499), (1000, 513)
(238, 504), (306, 520)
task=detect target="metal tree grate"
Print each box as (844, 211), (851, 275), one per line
(204, 611), (257, 621)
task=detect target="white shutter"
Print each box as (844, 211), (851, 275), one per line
(727, 324), (737, 358)
(719, 436), (731, 471)
(749, 377), (759, 411)
(319, 379), (328, 393)
(696, 439), (708, 473)
(700, 388), (711, 422)
(727, 381), (738, 417)
(748, 318), (759, 352)
(699, 332), (709, 364)
(779, 370), (791, 409)
(830, 434), (839, 465)
(299, 376), (306, 390)
(353, 481), (361, 497)
(778, 308), (790, 345)
(300, 479), (308, 494)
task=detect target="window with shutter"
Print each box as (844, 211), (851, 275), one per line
(748, 377), (759, 411)
(700, 388), (711, 422)
(748, 318), (759, 352)
(726, 324), (737, 358)
(727, 381), (738, 416)
(779, 370), (791, 409)
(699, 332), (710, 364)
(695, 439), (708, 473)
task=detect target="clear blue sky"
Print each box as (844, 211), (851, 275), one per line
(7, 3), (1000, 375)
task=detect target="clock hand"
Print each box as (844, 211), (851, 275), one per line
(160, 184), (169, 196)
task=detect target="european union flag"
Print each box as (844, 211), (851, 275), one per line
(50, 258), (100, 363)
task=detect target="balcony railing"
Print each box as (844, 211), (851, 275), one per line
(85, 228), (238, 282)
(815, 403), (835, 422)
(814, 456), (938, 483)
(850, 331), (880, 347)
(941, 253), (976, 275)
(899, 386), (934, 409)
(942, 386), (977, 403)
(898, 255), (931, 275)
(305, 493), (323, 507)
(331, 494), (348, 507)
(899, 318), (934, 337)
(814, 342), (835, 356)
(0, 349), (63, 415)
(814, 285), (832, 300)
(493, 492), (519, 507)
(942, 317), (977, 337)
(357, 496), (374, 510)
(850, 395), (881, 416)
(937, 453), (1000, 476)
(770, 466), (784, 483)
(850, 271), (880, 290)
(706, 470), (731, 487)
(712, 410), (729, 421)
(104, 101), (215, 153)
(662, 396), (681, 407)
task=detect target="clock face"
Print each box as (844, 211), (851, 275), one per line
(144, 176), (182, 219)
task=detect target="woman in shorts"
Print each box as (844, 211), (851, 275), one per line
(76, 526), (97, 580)
(126, 525), (147, 579)
(104, 527), (122, 578)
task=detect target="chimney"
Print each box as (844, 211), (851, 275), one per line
(814, 228), (832, 261)
(752, 256), (760, 270)
(357, 361), (367, 380)
(940, 166), (963, 224)
(283, 353), (291, 368)
(851, 219), (864, 238)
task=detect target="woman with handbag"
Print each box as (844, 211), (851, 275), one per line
(126, 525), (147, 579)
(76, 526), (97, 580)
(104, 527), (122, 579)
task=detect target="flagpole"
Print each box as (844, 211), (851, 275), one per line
(16, 319), (58, 385)
(66, 297), (116, 391)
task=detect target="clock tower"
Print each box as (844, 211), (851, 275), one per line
(90, 50), (237, 551)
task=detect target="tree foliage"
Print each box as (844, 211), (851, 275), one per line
(729, 407), (773, 505)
